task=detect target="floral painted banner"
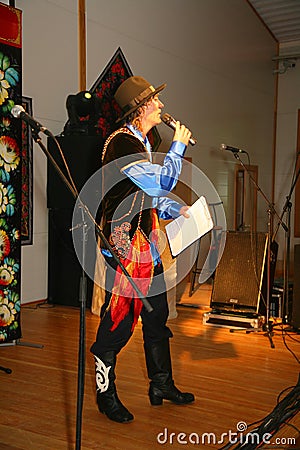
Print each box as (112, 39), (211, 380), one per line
(0, 4), (22, 343)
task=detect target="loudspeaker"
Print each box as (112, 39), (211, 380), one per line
(47, 209), (95, 306)
(47, 135), (102, 209)
(292, 244), (300, 329)
(47, 135), (102, 306)
(211, 231), (277, 315)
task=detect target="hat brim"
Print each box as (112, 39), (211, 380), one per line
(116, 83), (166, 123)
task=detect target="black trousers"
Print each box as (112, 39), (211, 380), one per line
(90, 257), (173, 357)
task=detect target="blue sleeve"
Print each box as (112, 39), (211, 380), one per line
(156, 197), (183, 219)
(121, 141), (186, 197)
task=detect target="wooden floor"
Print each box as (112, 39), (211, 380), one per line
(1, 283), (300, 450)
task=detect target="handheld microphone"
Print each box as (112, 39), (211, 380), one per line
(161, 113), (197, 146)
(11, 105), (52, 137)
(220, 143), (246, 153)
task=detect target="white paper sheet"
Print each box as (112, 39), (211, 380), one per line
(165, 196), (214, 257)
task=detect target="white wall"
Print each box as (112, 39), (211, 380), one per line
(274, 40), (300, 268)
(6, 0), (279, 303)
(13, 0), (80, 303)
(86, 0), (277, 230)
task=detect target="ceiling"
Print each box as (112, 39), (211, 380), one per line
(247, 0), (300, 44)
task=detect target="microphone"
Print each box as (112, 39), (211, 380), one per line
(220, 143), (246, 153)
(11, 105), (52, 137)
(161, 113), (197, 146)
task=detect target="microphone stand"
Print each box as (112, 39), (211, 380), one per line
(273, 153), (300, 326)
(31, 130), (153, 450)
(230, 152), (287, 348)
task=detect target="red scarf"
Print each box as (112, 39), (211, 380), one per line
(109, 210), (160, 331)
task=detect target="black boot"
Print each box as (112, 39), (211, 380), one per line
(94, 353), (134, 423)
(144, 340), (195, 406)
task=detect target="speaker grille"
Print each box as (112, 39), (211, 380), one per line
(211, 231), (268, 313)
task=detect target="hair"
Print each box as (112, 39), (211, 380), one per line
(126, 96), (154, 132)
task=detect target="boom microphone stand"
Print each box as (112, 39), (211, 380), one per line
(230, 152), (287, 348)
(273, 152), (300, 325)
(31, 129), (153, 450)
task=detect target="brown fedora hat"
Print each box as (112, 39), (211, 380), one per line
(114, 76), (166, 122)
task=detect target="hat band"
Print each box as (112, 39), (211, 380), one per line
(125, 85), (156, 111)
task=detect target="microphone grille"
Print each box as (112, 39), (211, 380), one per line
(161, 113), (171, 124)
(220, 143), (227, 151)
(11, 105), (25, 118)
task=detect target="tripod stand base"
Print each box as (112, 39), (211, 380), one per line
(1, 339), (43, 349)
(228, 319), (276, 348)
(0, 366), (12, 374)
(244, 321), (275, 348)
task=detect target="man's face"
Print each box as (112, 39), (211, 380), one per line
(143, 94), (164, 128)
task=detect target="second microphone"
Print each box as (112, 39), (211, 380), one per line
(161, 113), (197, 146)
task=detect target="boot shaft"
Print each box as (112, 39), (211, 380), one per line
(94, 352), (116, 393)
(144, 340), (194, 406)
(144, 339), (173, 383)
(93, 352), (134, 423)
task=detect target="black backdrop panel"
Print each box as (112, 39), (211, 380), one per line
(47, 135), (102, 209)
(47, 209), (95, 307)
(47, 135), (102, 306)
(211, 231), (269, 314)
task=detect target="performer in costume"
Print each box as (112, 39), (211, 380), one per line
(90, 76), (194, 423)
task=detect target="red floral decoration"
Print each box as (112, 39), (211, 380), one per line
(90, 47), (161, 151)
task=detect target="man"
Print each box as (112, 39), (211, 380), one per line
(90, 75), (194, 423)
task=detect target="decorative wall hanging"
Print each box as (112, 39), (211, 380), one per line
(90, 47), (161, 150)
(0, 3), (22, 343)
